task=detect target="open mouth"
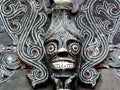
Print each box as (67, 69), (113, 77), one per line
(51, 58), (75, 70)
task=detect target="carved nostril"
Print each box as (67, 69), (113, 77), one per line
(57, 48), (68, 57)
(57, 51), (68, 57)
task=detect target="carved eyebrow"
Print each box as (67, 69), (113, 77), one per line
(44, 39), (58, 44)
(67, 39), (81, 44)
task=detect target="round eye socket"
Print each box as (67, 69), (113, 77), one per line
(47, 42), (57, 54)
(69, 42), (80, 54)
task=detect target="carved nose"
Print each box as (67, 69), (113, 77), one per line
(57, 48), (68, 57)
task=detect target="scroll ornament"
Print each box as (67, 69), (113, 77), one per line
(0, 0), (120, 89)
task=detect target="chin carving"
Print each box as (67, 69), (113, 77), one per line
(0, 0), (120, 90)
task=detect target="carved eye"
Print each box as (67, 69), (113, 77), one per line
(47, 42), (57, 54)
(68, 42), (80, 54)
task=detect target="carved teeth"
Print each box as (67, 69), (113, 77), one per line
(52, 61), (74, 70)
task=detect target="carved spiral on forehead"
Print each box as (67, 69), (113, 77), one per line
(45, 21), (80, 41)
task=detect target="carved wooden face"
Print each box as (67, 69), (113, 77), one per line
(45, 26), (81, 77)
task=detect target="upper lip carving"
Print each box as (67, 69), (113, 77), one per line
(52, 58), (75, 63)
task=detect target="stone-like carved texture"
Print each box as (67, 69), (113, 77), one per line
(76, 0), (120, 86)
(0, 0), (120, 90)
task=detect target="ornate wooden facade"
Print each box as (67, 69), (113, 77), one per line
(0, 0), (120, 90)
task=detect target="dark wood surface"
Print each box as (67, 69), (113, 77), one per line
(0, 68), (120, 90)
(0, 23), (120, 90)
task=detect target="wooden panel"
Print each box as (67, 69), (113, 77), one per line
(0, 68), (120, 90)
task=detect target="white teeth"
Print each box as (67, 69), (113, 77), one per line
(52, 61), (74, 70)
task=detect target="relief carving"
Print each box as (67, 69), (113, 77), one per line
(0, 0), (120, 90)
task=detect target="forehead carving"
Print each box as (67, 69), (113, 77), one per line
(45, 25), (80, 43)
(45, 24), (80, 41)
(45, 16), (80, 41)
